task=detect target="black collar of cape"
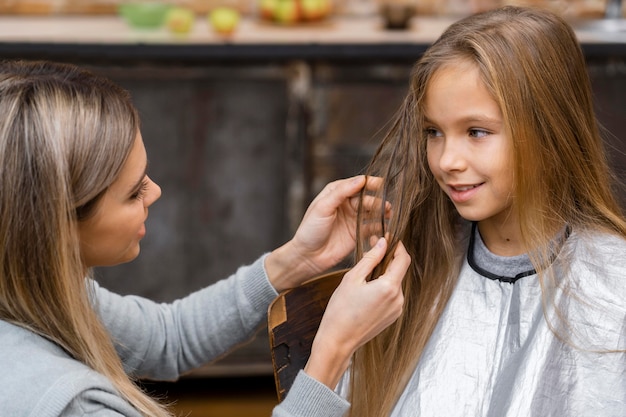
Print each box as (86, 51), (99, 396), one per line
(466, 222), (571, 284)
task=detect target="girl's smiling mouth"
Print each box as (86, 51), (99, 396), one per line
(447, 183), (484, 203)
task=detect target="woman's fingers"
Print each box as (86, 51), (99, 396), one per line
(304, 237), (408, 389)
(312, 175), (386, 215)
(379, 241), (411, 284)
(346, 237), (388, 279)
(269, 175), (390, 290)
(310, 175), (367, 216)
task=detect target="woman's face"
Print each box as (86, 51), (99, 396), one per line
(425, 62), (517, 237)
(78, 132), (161, 267)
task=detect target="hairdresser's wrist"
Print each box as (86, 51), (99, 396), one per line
(304, 336), (353, 390)
(265, 241), (315, 293)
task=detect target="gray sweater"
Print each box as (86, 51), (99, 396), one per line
(0, 255), (348, 416)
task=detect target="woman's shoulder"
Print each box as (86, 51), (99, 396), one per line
(0, 320), (123, 416)
(0, 319), (83, 366)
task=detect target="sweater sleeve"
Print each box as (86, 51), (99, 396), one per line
(57, 388), (138, 417)
(271, 371), (350, 417)
(92, 255), (278, 380)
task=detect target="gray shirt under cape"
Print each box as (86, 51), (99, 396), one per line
(335, 225), (626, 417)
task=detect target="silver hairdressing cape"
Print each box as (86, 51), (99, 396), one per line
(338, 228), (626, 416)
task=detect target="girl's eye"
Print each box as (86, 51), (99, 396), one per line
(469, 128), (489, 138)
(131, 179), (149, 200)
(424, 127), (442, 139)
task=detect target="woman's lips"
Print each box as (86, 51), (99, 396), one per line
(138, 223), (146, 239)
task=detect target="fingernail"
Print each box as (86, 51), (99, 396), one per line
(376, 237), (386, 248)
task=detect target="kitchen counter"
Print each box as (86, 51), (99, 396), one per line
(0, 15), (625, 63)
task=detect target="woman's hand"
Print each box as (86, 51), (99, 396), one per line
(265, 175), (386, 292)
(304, 238), (410, 389)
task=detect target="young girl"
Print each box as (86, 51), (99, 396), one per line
(0, 60), (410, 416)
(309, 5), (626, 417)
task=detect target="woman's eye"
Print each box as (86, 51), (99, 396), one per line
(469, 129), (489, 138)
(131, 179), (149, 200)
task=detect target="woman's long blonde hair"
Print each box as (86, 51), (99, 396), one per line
(352, 6), (626, 416)
(0, 60), (171, 416)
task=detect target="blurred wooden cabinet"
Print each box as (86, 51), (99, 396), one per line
(93, 65), (290, 375)
(587, 58), (626, 208)
(81, 53), (626, 376)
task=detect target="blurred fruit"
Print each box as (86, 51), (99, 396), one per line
(118, 2), (171, 29)
(166, 7), (195, 34)
(320, 0), (331, 16)
(274, 0), (300, 25)
(300, 0), (327, 21)
(209, 7), (240, 35)
(259, 0), (278, 20)
(259, 0), (331, 24)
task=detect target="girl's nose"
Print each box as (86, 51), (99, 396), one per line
(437, 138), (466, 173)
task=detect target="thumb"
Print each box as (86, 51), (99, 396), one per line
(345, 237), (387, 283)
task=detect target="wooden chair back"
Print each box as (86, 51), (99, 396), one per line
(267, 268), (347, 401)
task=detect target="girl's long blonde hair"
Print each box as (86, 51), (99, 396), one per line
(352, 6), (626, 416)
(0, 60), (172, 416)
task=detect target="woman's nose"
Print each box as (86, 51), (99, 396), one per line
(145, 176), (162, 206)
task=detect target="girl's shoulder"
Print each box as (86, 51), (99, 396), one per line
(568, 228), (626, 268)
(556, 229), (626, 351)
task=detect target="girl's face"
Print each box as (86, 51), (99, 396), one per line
(78, 132), (161, 267)
(425, 62), (517, 238)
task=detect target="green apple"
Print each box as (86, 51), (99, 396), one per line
(209, 7), (240, 35)
(274, 0), (299, 25)
(259, 0), (278, 20)
(166, 7), (195, 34)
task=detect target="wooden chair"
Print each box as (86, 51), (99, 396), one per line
(267, 268), (348, 401)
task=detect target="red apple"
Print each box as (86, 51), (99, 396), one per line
(259, 0), (278, 20)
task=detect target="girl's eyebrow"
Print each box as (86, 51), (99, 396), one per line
(424, 114), (501, 127)
(459, 115), (501, 125)
(423, 115), (436, 125)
